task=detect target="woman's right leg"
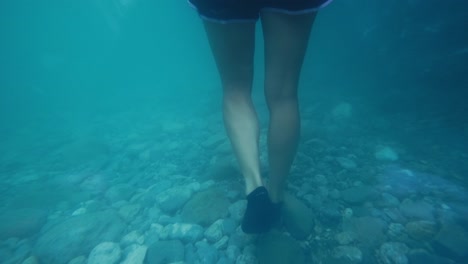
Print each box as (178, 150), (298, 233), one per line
(202, 21), (262, 196)
(203, 20), (280, 233)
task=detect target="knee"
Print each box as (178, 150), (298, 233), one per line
(223, 86), (252, 105)
(265, 84), (298, 109)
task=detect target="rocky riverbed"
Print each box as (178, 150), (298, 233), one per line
(0, 102), (467, 264)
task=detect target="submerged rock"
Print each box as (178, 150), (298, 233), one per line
(375, 146), (399, 161)
(407, 248), (456, 264)
(165, 223), (204, 243)
(180, 187), (230, 226)
(341, 185), (377, 204)
(120, 244), (147, 264)
(342, 216), (387, 247)
(33, 210), (125, 264)
(405, 220), (437, 241)
(87, 242), (121, 264)
(0, 208), (47, 240)
(399, 199), (434, 221)
(283, 193), (315, 240)
(378, 242), (409, 264)
(146, 240), (184, 264)
(336, 157), (357, 170)
(332, 246), (362, 263)
(155, 186), (193, 214)
(105, 184), (134, 203)
(256, 232), (305, 264)
(433, 223), (468, 260)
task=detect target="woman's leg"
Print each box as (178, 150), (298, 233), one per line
(202, 21), (262, 195)
(260, 11), (316, 203)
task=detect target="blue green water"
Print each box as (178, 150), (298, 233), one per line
(0, 0), (467, 263)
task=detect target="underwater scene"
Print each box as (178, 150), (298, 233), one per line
(0, 0), (467, 263)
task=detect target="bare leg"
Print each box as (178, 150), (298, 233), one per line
(261, 11), (316, 203)
(202, 21), (263, 195)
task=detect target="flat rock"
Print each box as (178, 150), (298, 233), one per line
(341, 186), (377, 204)
(121, 244), (147, 264)
(283, 193), (315, 240)
(256, 232), (305, 264)
(332, 246), (362, 263)
(180, 187), (230, 227)
(87, 242), (121, 264)
(204, 219), (223, 243)
(405, 220), (437, 241)
(155, 186), (193, 214)
(378, 242), (409, 264)
(0, 208), (47, 239)
(375, 146), (399, 161)
(336, 157), (357, 169)
(146, 240), (184, 264)
(33, 210), (125, 264)
(433, 223), (468, 260)
(105, 184), (134, 203)
(407, 249), (456, 264)
(343, 216), (387, 247)
(165, 223), (204, 243)
(400, 199), (434, 220)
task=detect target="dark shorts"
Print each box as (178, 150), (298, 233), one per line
(188, 0), (333, 23)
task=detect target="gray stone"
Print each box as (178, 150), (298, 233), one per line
(399, 199), (434, 220)
(87, 242), (121, 264)
(383, 208), (407, 223)
(332, 246), (362, 263)
(0, 208), (47, 240)
(120, 244), (147, 264)
(68, 256), (86, 264)
(166, 223), (204, 243)
(335, 231), (356, 245)
(214, 236), (229, 250)
(229, 200), (247, 222)
(236, 254), (257, 264)
(118, 204), (142, 222)
(407, 249), (456, 264)
(329, 189), (341, 200)
(205, 219), (224, 243)
(202, 134), (226, 149)
(181, 187), (230, 226)
(21, 256), (39, 264)
(184, 243), (197, 263)
(319, 202), (342, 226)
(433, 223), (468, 259)
(375, 147), (399, 161)
(387, 223), (408, 241)
(336, 157), (357, 169)
(228, 227), (255, 249)
(34, 210), (125, 264)
(342, 216), (387, 247)
(196, 241), (219, 263)
(283, 193), (314, 240)
(377, 193), (400, 208)
(105, 184), (134, 203)
(221, 218), (237, 235)
(226, 245), (240, 261)
(155, 186), (193, 214)
(121, 230), (144, 248)
(405, 220), (437, 241)
(146, 240), (184, 264)
(341, 186), (377, 204)
(217, 255), (234, 264)
(378, 242), (409, 264)
(256, 232), (304, 264)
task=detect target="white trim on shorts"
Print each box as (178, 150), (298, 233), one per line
(188, 0), (333, 24)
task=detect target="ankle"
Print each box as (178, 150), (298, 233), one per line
(245, 176), (263, 195)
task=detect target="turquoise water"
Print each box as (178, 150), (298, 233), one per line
(0, 0), (467, 263)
